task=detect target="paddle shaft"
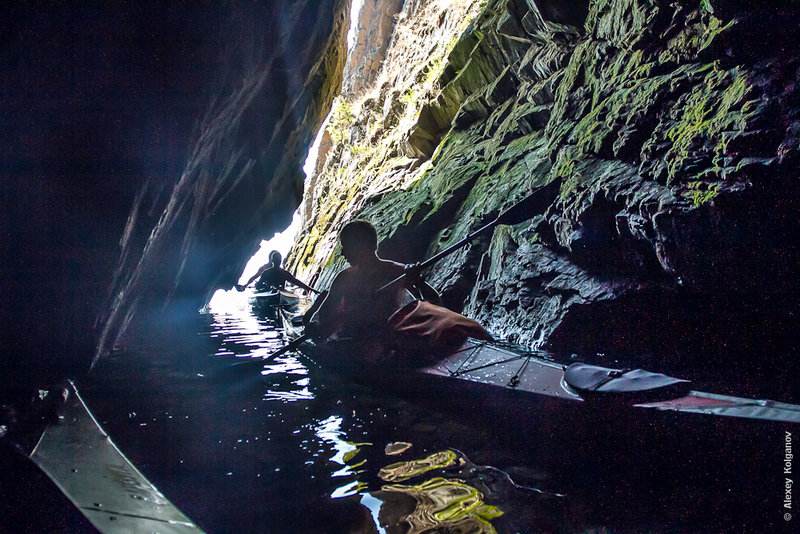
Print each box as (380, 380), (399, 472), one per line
(264, 333), (310, 362)
(248, 289), (327, 364)
(378, 202), (522, 293)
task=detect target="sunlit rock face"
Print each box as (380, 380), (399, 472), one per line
(344, 0), (407, 97)
(288, 0), (488, 290)
(289, 0), (800, 386)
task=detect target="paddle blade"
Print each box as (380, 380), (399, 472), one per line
(225, 333), (310, 371)
(269, 334), (309, 360)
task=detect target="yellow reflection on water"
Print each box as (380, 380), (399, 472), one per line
(317, 438), (504, 534)
(378, 450), (459, 482)
(361, 451), (503, 534)
(377, 476), (503, 534)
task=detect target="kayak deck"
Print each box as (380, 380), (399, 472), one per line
(280, 310), (800, 425)
(422, 340), (581, 402)
(423, 339), (800, 424)
(251, 289), (300, 305)
(29, 381), (203, 533)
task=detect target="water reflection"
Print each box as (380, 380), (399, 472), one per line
(207, 288), (510, 532)
(338, 446), (505, 533)
(376, 476), (502, 534)
(314, 415), (372, 496)
(207, 287), (313, 402)
(84, 285), (781, 533)
(360, 493), (389, 534)
(315, 416), (359, 467)
(378, 450), (459, 482)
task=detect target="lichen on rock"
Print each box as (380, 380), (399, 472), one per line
(288, 0), (800, 388)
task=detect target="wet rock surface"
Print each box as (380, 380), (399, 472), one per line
(289, 0), (800, 392)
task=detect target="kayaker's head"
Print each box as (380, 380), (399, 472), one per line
(269, 250), (282, 266)
(339, 219), (378, 266)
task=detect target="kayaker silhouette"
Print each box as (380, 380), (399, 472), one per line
(236, 250), (317, 294)
(306, 220), (440, 341)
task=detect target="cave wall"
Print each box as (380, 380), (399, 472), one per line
(288, 0), (800, 390)
(95, 1), (350, 361)
(343, 0), (407, 97)
(5, 0), (797, 391)
(2, 4), (225, 383)
(1, 2), (350, 382)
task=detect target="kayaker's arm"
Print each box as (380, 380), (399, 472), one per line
(409, 280), (441, 304)
(237, 264), (270, 290)
(306, 274), (346, 339)
(402, 264), (441, 305)
(284, 272), (319, 294)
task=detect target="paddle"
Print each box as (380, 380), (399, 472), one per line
(236, 290), (326, 365)
(378, 188), (549, 293)
(236, 283), (321, 294)
(254, 187), (551, 364)
(257, 331), (311, 363)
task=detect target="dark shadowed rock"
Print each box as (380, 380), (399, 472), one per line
(2, 3), (224, 384)
(1, 2), (350, 382)
(95, 1), (350, 361)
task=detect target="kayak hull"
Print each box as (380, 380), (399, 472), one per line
(279, 309), (800, 428)
(278, 321), (795, 498)
(3, 381), (203, 534)
(267, 308), (799, 528)
(250, 289), (300, 318)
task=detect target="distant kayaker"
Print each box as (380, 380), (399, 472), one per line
(306, 219), (440, 341)
(236, 250), (317, 294)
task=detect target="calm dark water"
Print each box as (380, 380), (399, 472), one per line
(81, 292), (792, 533)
